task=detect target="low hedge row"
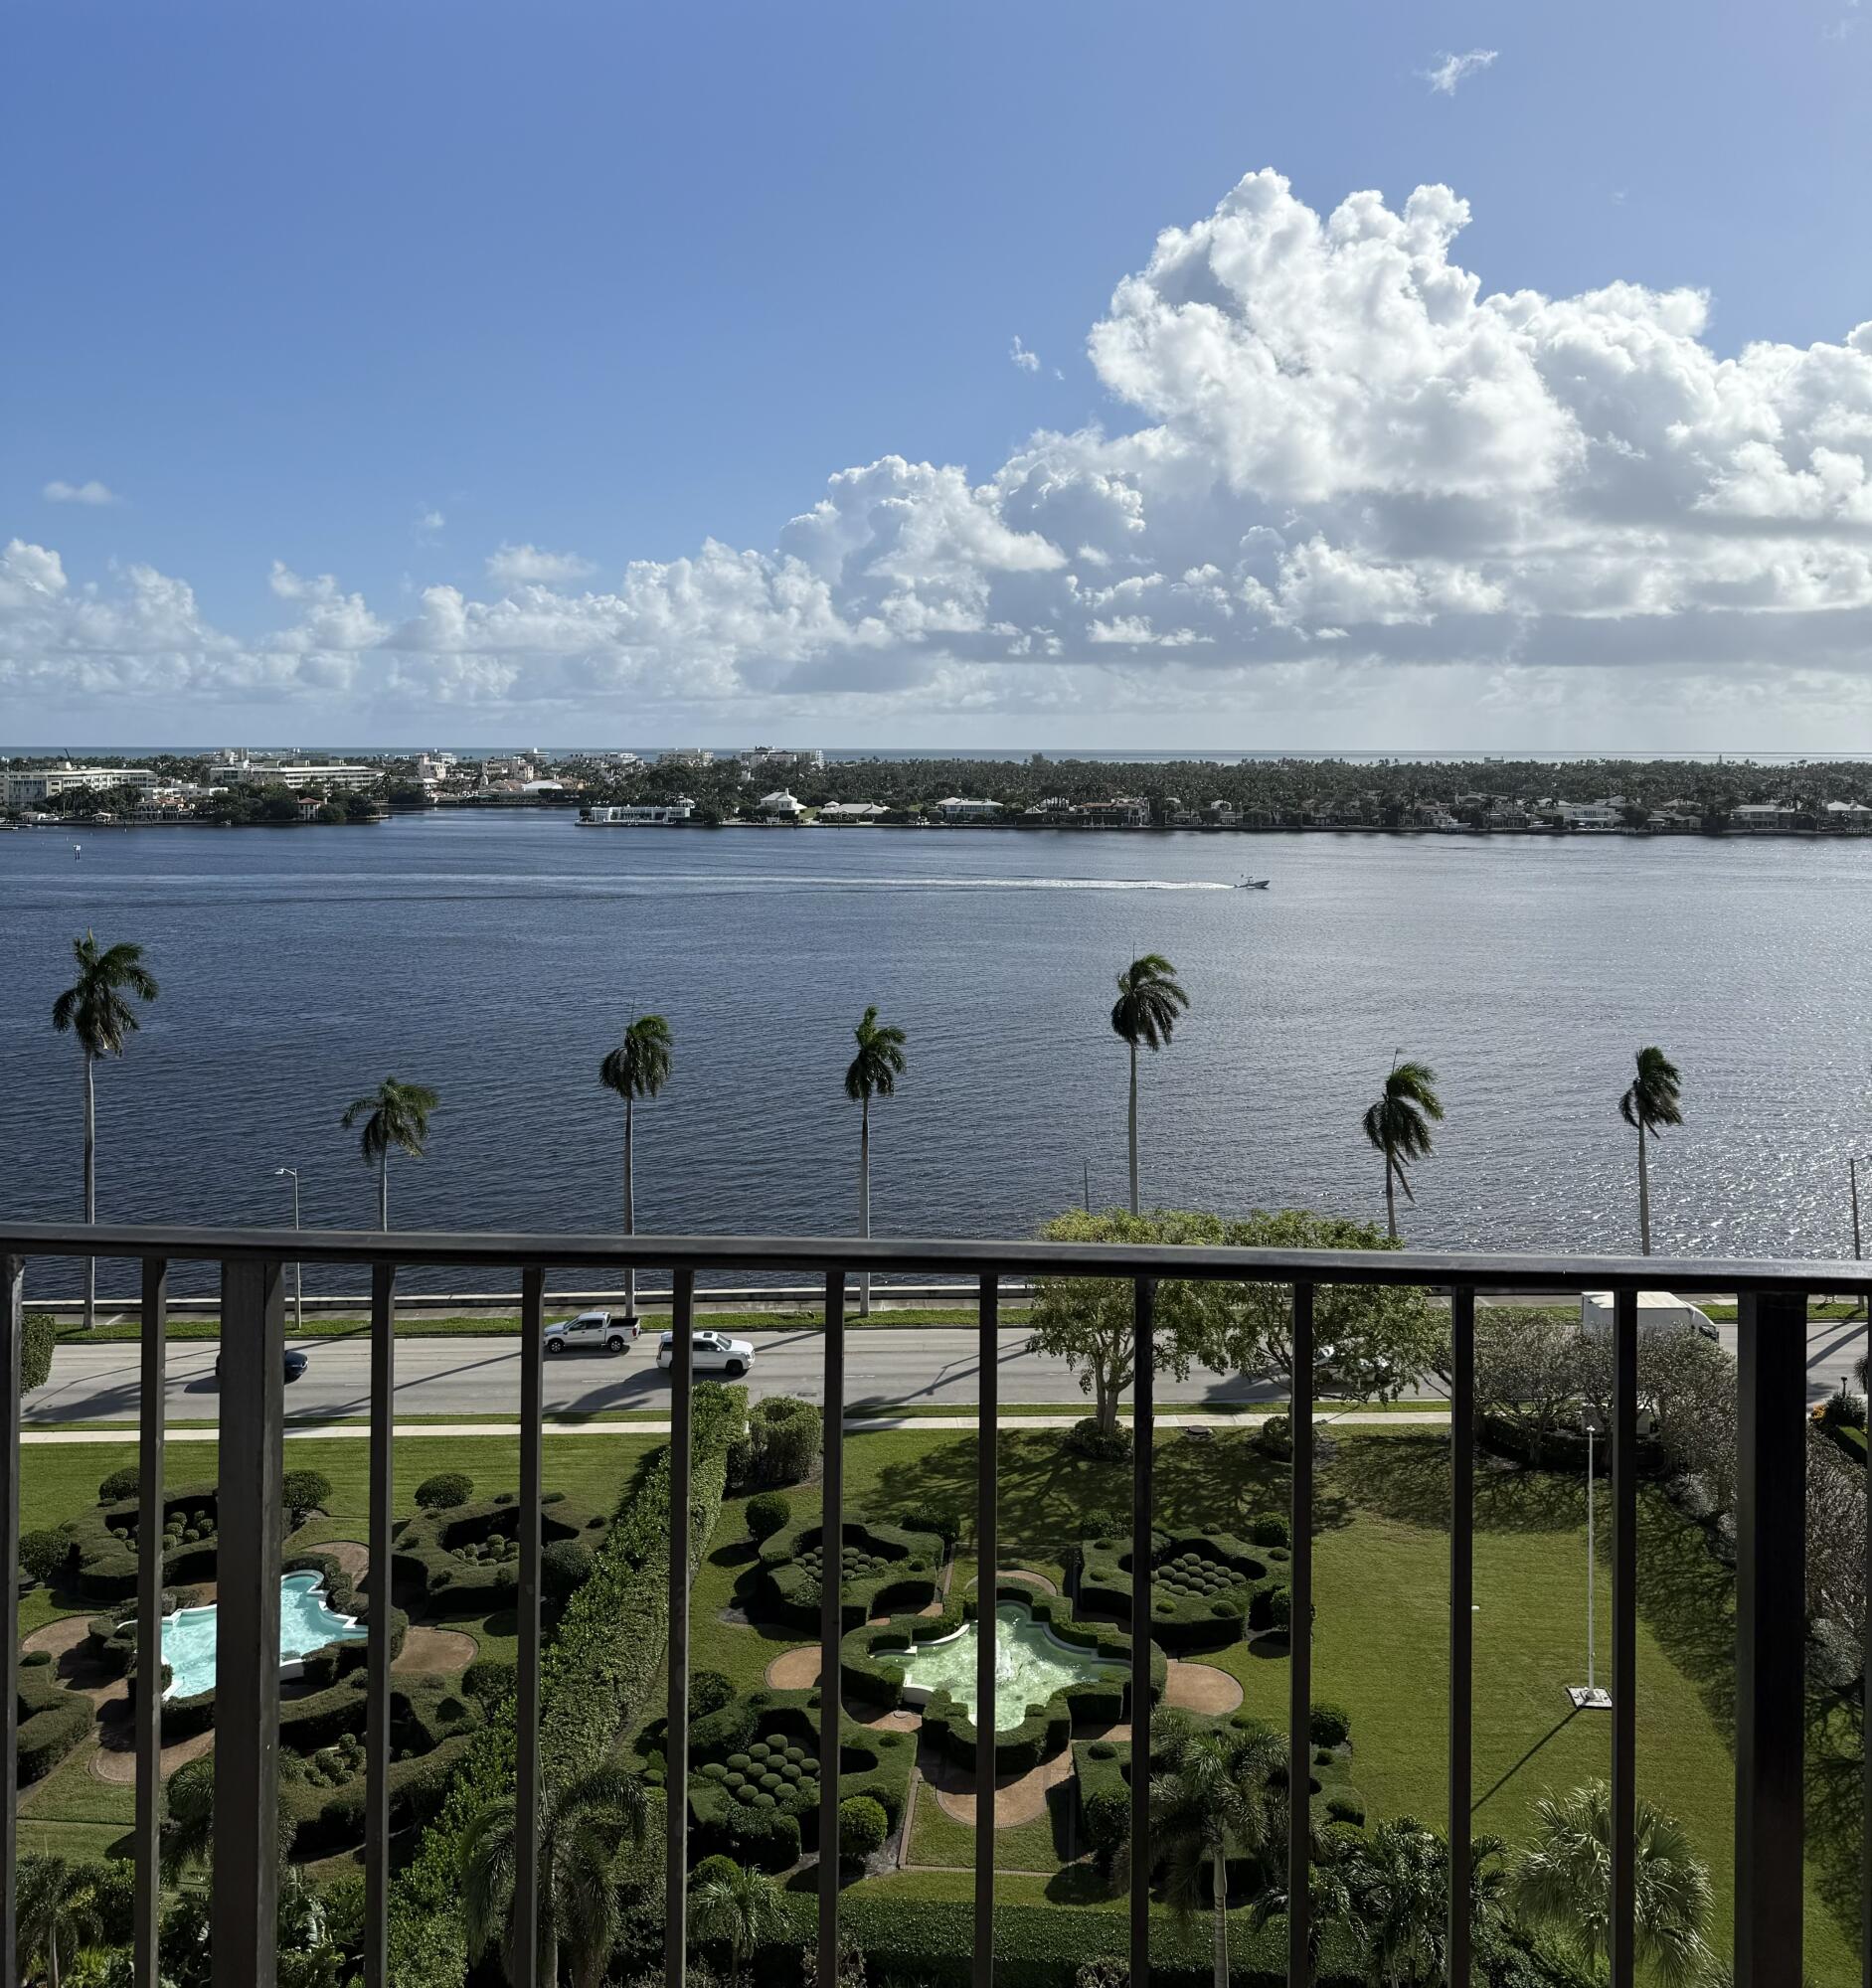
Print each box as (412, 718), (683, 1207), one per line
(1078, 1528), (1282, 1651)
(684, 1686), (914, 1871)
(21, 1312), (56, 1393)
(58, 1481), (226, 1602)
(844, 1587), (1163, 1773)
(16, 1658), (90, 1783)
(387, 1382), (747, 1988)
(758, 1511), (946, 1630)
(752, 1889), (1360, 1988)
(390, 1491), (607, 1613)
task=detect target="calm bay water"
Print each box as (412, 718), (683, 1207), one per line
(4, 813), (1870, 1293)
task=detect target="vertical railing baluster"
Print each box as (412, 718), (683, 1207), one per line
(1733, 1289), (1808, 1986)
(973, 1272), (999, 1988)
(817, 1271), (847, 1988)
(215, 1257), (284, 1988)
(134, 1259), (168, 1988)
(364, 1261), (397, 1988)
(3, 1253), (23, 1979)
(1447, 1287), (1474, 1988)
(1288, 1282), (1314, 1985)
(1610, 1289), (1638, 1988)
(514, 1267), (546, 1988)
(1128, 1277), (1155, 1988)
(665, 1269), (695, 1988)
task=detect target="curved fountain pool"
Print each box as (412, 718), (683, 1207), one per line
(161, 1572), (365, 1699)
(897, 1602), (1124, 1730)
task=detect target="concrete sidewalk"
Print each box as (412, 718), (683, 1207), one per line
(21, 1408), (1453, 1446)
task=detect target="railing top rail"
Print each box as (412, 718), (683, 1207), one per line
(0, 1221), (1865, 1294)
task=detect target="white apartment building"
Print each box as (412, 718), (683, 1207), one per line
(936, 796), (1004, 821)
(209, 757), (379, 791)
(4, 763), (161, 804)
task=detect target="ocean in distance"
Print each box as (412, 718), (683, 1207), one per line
(3, 811), (1870, 1294)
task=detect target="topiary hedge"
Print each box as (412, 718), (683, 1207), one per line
(388, 1382), (747, 1988)
(684, 1684), (913, 1872)
(758, 1511), (945, 1630)
(60, 1481), (226, 1602)
(844, 1587), (1162, 1774)
(21, 1313), (57, 1393)
(415, 1471), (474, 1510)
(16, 1663), (90, 1782)
(1077, 1527), (1277, 1651)
(390, 1492), (607, 1613)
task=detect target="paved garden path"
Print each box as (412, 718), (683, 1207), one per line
(91, 1728), (214, 1785)
(963, 1568), (1060, 1596)
(394, 1626), (477, 1675)
(1161, 1659), (1244, 1715)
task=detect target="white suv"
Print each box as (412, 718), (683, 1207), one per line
(543, 1310), (640, 1357)
(656, 1330), (756, 1378)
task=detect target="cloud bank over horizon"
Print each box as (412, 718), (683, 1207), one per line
(10, 167), (1872, 747)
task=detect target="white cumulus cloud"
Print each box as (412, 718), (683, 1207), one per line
(486, 544), (598, 586)
(1010, 336), (1042, 374)
(14, 165), (1872, 744)
(1424, 49), (1498, 94)
(44, 479), (120, 506)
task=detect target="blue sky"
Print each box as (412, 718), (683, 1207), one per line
(6, 0), (1872, 748)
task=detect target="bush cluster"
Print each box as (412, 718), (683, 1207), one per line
(415, 1472), (474, 1510)
(391, 1492), (606, 1610)
(730, 1394), (822, 1489)
(759, 1512), (945, 1630)
(1078, 1528), (1276, 1651)
(16, 1660), (89, 1782)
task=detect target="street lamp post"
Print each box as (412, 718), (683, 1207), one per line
(1567, 1416), (1611, 1711)
(274, 1167), (303, 1334)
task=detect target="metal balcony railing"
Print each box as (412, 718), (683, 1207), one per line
(2, 1224), (1867, 1988)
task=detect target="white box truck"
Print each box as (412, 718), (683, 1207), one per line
(1580, 1291), (1718, 1341)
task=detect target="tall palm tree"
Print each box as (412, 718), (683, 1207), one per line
(599, 1014), (673, 1320)
(14, 1855), (106, 1988)
(1361, 1057), (1445, 1242)
(845, 1005), (907, 1318)
(1619, 1047), (1683, 1256)
(459, 1762), (648, 1988)
(691, 1864), (790, 1987)
(1143, 1720), (1283, 1988)
(1513, 1780), (1713, 1988)
(1109, 954), (1189, 1216)
(51, 932), (159, 1330)
(340, 1077), (439, 1230)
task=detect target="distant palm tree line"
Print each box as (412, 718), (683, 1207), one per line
(48, 936), (1690, 1289)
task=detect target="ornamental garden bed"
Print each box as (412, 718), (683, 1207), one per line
(1076, 1523), (1287, 1650)
(757, 1511), (948, 1630)
(389, 1488), (610, 1613)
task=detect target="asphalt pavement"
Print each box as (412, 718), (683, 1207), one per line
(22, 1318), (1866, 1426)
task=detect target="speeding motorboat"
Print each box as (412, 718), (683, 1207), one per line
(1236, 875), (1270, 890)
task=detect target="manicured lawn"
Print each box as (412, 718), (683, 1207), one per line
(908, 1789), (1068, 1875)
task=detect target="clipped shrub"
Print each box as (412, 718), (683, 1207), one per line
(1066, 1417), (1131, 1462)
(98, 1466), (142, 1504)
(732, 1396), (822, 1491)
(1249, 1512), (1290, 1549)
(838, 1794), (889, 1863)
(1325, 1795), (1365, 1827)
(282, 1469), (332, 1525)
(542, 1539), (598, 1601)
(415, 1472), (474, 1511)
(1309, 1701), (1351, 1748)
(692, 1853), (740, 1890)
(691, 1670), (735, 1719)
(19, 1530), (69, 1586)
(21, 1313), (57, 1394)
(746, 1492), (791, 1543)
(1087, 1740), (1116, 1761)
(1081, 1782), (1129, 1862)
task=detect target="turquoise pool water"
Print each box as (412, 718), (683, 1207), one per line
(897, 1603), (1124, 1730)
(161, 1572), (365, 1699)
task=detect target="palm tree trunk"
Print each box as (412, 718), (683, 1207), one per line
(1636, 1121), (1651, 1255)
(859, 1093), (872, 1318)
(1212, 1845), (1229, 1988)
(1383, 1146), (1397, 1242)
(624, 1095), (637, 1318)
(1127, 1041), (1140, 1217)
(83, 1051), (96, 1331)
(379, 1148), (390, 1232)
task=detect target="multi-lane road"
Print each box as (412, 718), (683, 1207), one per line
(22, 1317), (1868, 1424)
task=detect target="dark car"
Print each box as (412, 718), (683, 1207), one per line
(214, 1349), (309, 1384)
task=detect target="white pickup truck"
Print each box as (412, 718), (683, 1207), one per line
(543, 1310), (641, 1356)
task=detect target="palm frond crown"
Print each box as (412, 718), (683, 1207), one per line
(1109, 953), (1189, 1052)
(1362, 1057), (1445, 1172)
(1619, 1046), (1683, 1137)
(599, 1014), (673, 1101)
(51, 931), (159, 1059)
(844, 1005), (908, 1101)
(340, 1077), (439, 1164)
